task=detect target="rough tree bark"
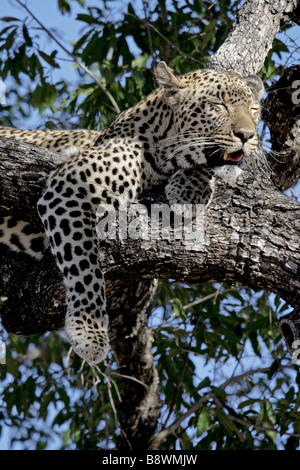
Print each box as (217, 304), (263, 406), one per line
(262, 64), (300, 191)
(0, 0), (299, 451)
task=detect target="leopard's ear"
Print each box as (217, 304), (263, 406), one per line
(245, 75), (264, 101)
(154, 61), (187, 107)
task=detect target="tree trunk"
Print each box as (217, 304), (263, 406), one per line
(0, 0), (299, 451)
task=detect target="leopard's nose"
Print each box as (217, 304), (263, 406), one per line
(234, 129), (255, 143)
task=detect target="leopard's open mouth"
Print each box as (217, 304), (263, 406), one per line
(224, 149), (244, 162)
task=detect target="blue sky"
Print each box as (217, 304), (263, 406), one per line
(2, 0), (153, 128)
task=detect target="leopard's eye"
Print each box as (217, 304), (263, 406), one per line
(251, 106), (260, 116)
(210, 101), (228, 109)
(212, 102), (229, 112)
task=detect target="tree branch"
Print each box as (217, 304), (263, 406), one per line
(0, 137), (299, 345)
(107, 279), (161, 450)
(262, 65), (300, 190)
(207, 0), (298, 75)
(149, 367), (271, 449)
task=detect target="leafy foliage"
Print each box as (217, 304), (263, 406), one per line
(0, 0), (299, 451)
(150, 281), (300, 450)
(1, 283), (299, 450)
(0, 0), (287, 129)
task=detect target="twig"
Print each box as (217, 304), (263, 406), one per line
(183, 287), (238, 310)
(220, 367), (270, 389)
(125, 11), (202, 65)
(211, 394), (245, 443)
(228, 413), (300, 438)
(149, 391), (213, 449)
(109, 371), (150, 390)
(149, 366), (271, 449)
(154, 287), (239, 336)
(15, 0), (121, 114)
(162, 313), (203, 428)
(142, 1), (155, 64)
(91, 365), (132, 450)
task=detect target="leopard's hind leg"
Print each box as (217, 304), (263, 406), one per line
(37, 160), (110, 364)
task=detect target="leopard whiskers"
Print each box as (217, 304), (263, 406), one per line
(151, 132), (214, 150)
(152, 133), (217, 167)
(157, 139), (217, 168)
(209, 147), (225, 158)
(167, 140), (216, 158)
(258, 140), (286, 163)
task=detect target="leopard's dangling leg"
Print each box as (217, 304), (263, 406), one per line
(37, 164), (110, 364)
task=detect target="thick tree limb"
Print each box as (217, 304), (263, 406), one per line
(262, 65), (300, 190)
(1, 137), (299, 331)
(107, 279), (160, 450)
(1, 137), (299, 449)
(279, 307), (300, 356)
(207, 0), (298, 75)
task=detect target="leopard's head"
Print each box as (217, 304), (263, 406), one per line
(155, 62), (264, 168)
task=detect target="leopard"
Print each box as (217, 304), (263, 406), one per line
(0, 61), (264, 364)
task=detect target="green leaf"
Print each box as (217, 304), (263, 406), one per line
(133, 71), (146, 91)
(72, 30), (93, 54)
(62, 428), (71, 447)
(3, 27), (17, 50)
(170, 298), (187, 320)
(249, 333), (261, 356)
(238, 398), (259, 409)
(38, 50), (59, 68)
(214, 409), (236, 436)
(76, 13), (99, 25)
(127, 2), (136, 16)
(259, 399), (277, 445)
(36, 440), (47, 450)
(261, 399), (276, 426)
(285, 386), (295, 403)
(197, 407), (210, 436)
(31, 85), (46, 111)
(22, 23), (32, 47)
(132, 53), (148, 69)
(0, 17), (21, 22)
(45, 120), (58, 130)
(31, 83), (58, 114)
(196, 376), (211, 391)
(58, 0), (71, 14)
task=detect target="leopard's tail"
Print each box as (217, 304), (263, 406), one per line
(0, 215), (48, 259)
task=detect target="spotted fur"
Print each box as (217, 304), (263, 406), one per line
(0, 62), (264, 363)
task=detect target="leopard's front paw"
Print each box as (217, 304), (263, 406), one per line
(165, 167), (215, 208)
